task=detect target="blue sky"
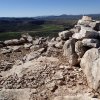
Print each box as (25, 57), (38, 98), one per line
(0, 0), (100, 17)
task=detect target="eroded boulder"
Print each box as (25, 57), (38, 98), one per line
(80, 48), (100, 91)
(21, 33), (33, 43)
(72, 26), (99, 40)
(82, 39), (100, 48)
(78, 16), (92, 26)
(59, 30), (73, 40)
(63, 38), (78, 65)
(75, 41), (87, 58)
(4, 39), (20, 46)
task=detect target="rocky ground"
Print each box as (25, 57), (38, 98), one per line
(0, 16), (100, 100)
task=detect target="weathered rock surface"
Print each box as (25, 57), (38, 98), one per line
(63, 38), (78, 65)
(4, 39), (20, 46)
(1, 48), (12, 54)
(24, 43), (32, 49)
(72, 26), (99, 39)
(82, 39), (100, 48)
(75, 41), (87, 58)
(55, 41), (64, 49)
(21, 33), (33, 43)
(23, 48), (45, 62)
(77, 16), (100, 31)
(80, 48), (100, 91)
(59, 30), (73, 40)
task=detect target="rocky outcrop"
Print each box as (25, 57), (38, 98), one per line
(4, 39), (20, 46)
(3, 33), (33, 46)
(58, 30), (73, 40)
(62, 16), (100, 93)
(80, 48), (100, 91)
(72, 26), (99, 40)
(75, 41), (87, 58)
(82, 39), (100, 48)
(63, 38), (78, 65)
(78, 16), (100, 31)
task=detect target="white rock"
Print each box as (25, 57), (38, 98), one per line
(82, 16), (92, 21)
(4, 39), (20, 45)
(59, 30), (73, 40)
(56, 37), (61, 42)
(55, 41), (64, 49)
(30, 45), (40, 51)
(19, 37), (26, 44)
(48, 41), (56, 47)
(77, 16), (100, 31)
(72, 26), (99, 39)
(23, 51), (40, 62)
(7, 46), (21, 52)
(63, 38), (78, 65)
(80, 48), (100, 90)
(82, 39), (100, 48)
(89, 21), (100, 31)
(27, 35), (33, 43)
(22, 33), (33, 43)
(24, 43), (32, 49)
(75, 41), (87, 58)
(1, 48), (12, 54)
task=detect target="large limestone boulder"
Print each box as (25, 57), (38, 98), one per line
(82, 16), (92, 21)
(70, 25), (81, 33)
(78, 16), (92, 26)
(77, 16), (100, 31)
(75, 41), (87, 58)
(80, 48), (100, 91)
(58, 30), (73, 40)
(4, 39), (20, 46)
(72, 26), (99, 40)
(82, 39), (100, 48)
(21, 33), (33, 43)
(89, 21), (100, 31)
(63, 38), (78, 65)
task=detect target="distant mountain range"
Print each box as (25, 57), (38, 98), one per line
(0, 14), (100, 20)
(34, 14), (100, 20)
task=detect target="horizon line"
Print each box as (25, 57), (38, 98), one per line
(0, 13), (100, 18)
